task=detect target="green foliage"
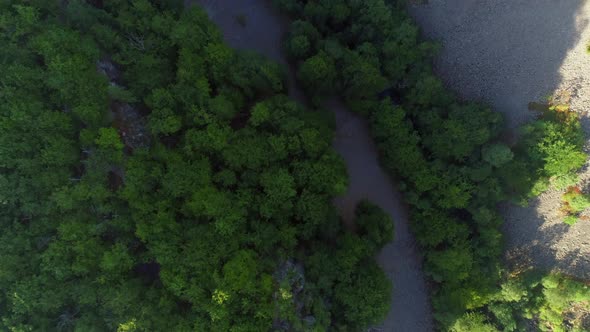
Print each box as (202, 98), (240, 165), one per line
(5, 0), (587, 330)
(562, 187), (590, 213)
(305, 230), (391, 331)
(553, 172), (580, 191)
(276, 0), (510, 327)
(332, 260), (391, 330)
(560, 187), (590, 225)
(526, 120), (585, 177)
(275, 0), (587, 330)
(450, 312), (499, 332)
(563, 215), (579, 225)
(354, 200), (394, 253)
(287, 34), (311, 59)
(341, 46), (388, 99)
(107, 85), (138, 103)
(504, 107), (586, 199)
(488, 302), (518, 331)
(482, 143), (514, 168)
(297, 50), (337, 95)
(0, 2), (378, 331)
(95, 127), (124, 150)
(485, 273), (590, 332)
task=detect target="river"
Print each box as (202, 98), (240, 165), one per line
(191, 1), (434, 330)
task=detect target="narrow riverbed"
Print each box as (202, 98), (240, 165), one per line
(191, 1), (434, 330)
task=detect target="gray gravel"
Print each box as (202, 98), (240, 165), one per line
(409, 0), (590, 279)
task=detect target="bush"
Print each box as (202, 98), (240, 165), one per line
(482, 143), (514, 168)
(485, 273), (590, 331)
(450, 313), (499, 332)
(561, 186), (590, 224)
(562, 187), (590, 213)
(520, 108), (585, 180)
(297, 50), (337, 95)
(552, 172), (579, 190)
(563, 215), (579, 225)
(354, 200), (394, 253)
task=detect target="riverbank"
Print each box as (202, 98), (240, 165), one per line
(409, 0), (590, 279)
(193, 0), (434, 330)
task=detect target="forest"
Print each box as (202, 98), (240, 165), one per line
(0, 1), (393, 330)
(0, 0), (588, 331)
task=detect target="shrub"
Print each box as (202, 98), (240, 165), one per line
(562, 187), (590, 213)
(354, 200), (394, 253)
(450, 313), (499, 332)
(563, 215), (579, 225)
(482, 143), (514, 168)
(552, 172), (579, 190)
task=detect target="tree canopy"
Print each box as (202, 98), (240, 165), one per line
(275, 0), (588, 330)
(0, 1), (393, 331)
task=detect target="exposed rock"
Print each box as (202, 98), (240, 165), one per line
(272, 259), (315, 330)
(96, 58), (151, 152)
(96, 59), (120, 83)
(274, 260), (305, 296)
(111, 102), (150, 151)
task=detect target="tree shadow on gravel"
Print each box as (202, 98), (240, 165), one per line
(408, 0), (589, 131)
(503, 200), (590, 280)
(410, 0), (590, 280)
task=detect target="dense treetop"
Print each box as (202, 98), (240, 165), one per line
(0, 1), (394, 331)
(1, 0), (588, 331)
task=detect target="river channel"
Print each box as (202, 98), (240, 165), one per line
(191, 1), (434, 330)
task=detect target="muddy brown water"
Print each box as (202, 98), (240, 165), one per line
(191, 1), (434, 330)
